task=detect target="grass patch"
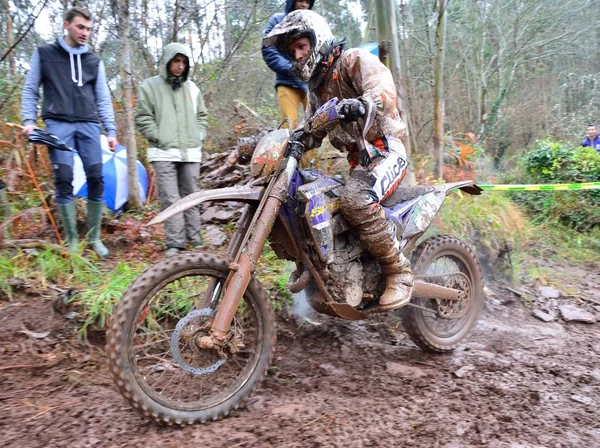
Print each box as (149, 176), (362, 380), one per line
(436, 190), (529, 245)
(0, 249), (102, 300)
(75, 262), (146, 335)
(0, 248), (145, 334)
(429, 189), (600, 285)
(525, 218), (600, 264)
(428, 190), (530, 282)
(257, 243), (294, 312)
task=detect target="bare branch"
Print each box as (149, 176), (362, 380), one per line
(0, 0), (50, 64)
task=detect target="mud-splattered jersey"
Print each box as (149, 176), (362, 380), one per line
(305, 48), (407, 155)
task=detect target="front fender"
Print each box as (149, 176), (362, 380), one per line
(146, 186), (265, 227)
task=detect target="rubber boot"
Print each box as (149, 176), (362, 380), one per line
(357, 217), (413, 310)
(58, 202), (80, 254)
(86, 200), (109, 258)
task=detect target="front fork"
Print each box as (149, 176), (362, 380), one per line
(198, 159), (296, 348)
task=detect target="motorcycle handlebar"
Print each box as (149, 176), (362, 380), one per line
(236, 97), (375, 163)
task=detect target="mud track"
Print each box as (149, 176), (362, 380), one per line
(1, 266), (599, 447)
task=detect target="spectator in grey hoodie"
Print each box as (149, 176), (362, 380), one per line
(21, 6), (117, 258)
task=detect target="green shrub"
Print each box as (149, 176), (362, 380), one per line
(432, 191), (529, 282)
(515, 139), (600, 230)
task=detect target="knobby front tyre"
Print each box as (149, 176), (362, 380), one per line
(106, 252), (276, 425)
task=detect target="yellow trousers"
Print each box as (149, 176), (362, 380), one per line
(277, 86), (315, 168)
(277, 85), (307, 129)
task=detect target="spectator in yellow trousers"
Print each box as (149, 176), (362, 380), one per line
(262, 0), (316, 167)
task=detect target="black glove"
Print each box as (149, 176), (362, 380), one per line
(288, 140), (305, 160)
(358, 149), (372, 167)
(338, 98), (366, 125)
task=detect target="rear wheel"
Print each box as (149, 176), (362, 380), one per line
(401, 235), (484, 353)
(106, 252), (276, 425)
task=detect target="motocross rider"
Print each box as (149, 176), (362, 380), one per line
(264, 10), (413, 311)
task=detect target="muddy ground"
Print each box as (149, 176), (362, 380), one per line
(1, 258), (599, 448)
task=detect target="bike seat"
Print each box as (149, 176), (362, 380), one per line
(381, 185), (436, 207)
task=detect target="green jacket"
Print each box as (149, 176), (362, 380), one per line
(135, 42), (208, 163)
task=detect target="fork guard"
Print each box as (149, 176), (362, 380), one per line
(146, 186), (266, 227)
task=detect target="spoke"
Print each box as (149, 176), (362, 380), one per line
(146, 347), (174, 388)
(133, 338), (171, 351)
(129, 271), (261, 407)
(172, 371), (188, 402)
(231, 356), (245, 370)
(157, 366), (182, 396)
(137, 351), (175, 364)
(135, 327), (176, 347)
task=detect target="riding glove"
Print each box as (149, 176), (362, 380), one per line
(338, 98), (366, 124)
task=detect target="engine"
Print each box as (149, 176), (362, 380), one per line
(296, 171), (384, 307)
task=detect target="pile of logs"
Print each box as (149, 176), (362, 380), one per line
(199, 148), (250, 190)
(197, 148), (250, 246)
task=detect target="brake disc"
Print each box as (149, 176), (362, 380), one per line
(435, 272), (471, 319)
(417, 272), (472, 319)
(170, 308), (226, 376)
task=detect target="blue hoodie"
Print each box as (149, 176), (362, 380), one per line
(261, 0), (315, 92)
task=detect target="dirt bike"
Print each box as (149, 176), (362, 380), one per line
(106, 98), (484, 426)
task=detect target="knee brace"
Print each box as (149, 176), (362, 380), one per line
(53, 163), (74, 204)
(86, 163), (104, 202)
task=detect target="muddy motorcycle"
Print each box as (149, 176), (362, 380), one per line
(106, 98), (484, 425)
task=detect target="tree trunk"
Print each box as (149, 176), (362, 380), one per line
(374, 0), (391, 66)
(119, 0), (142, 209)
(374, 0), (416, 185)
(224, 3), (231, 55)
(432, 0), (448, 180)
(399, 2), (419, 156)
(387, 0), (416, 185)
(5, 1), (15, 76)
(172, 0), (180, 42)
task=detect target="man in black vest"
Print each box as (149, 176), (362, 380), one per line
(21, 6), (117, 258)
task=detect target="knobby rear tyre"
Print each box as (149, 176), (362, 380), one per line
(401, 235), (484, 353)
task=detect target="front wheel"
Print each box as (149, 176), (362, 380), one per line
(106, 252), (276, 425)
(401, 235), (484, 353)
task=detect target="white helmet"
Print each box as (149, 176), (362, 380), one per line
(263, 10), (335, 83)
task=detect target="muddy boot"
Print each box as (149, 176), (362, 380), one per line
(379, 252), (414, 311)
(58, 202), (80, 254)
(356, 217), (413, 310)
(87, 200), (109, 258)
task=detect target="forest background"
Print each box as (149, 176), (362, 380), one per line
(2, 0), (599, 171)
(0, 0), (599, 329)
